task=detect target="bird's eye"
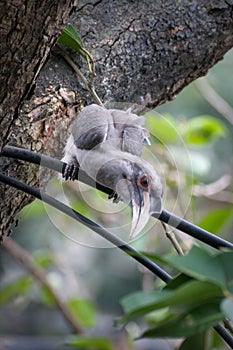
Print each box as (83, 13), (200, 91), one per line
(137, 174), (152, 189)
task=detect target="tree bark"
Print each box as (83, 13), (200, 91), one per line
(72, 0), (233, 105)
(0, 0), (76, 238)
(0, 0), (233, 239)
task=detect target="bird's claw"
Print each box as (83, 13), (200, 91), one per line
(108, 191), (120, 203)
(62, 163), (79, 181)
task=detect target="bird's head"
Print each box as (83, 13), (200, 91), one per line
(97, 155), (162, 239)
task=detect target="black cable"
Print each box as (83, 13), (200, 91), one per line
(0, 172), (171, 283)
(1, 145), (113, 195)
(2, 145), (233, 250)
(0, 171), (232, 348)
(157, 210), (233, 250)
(214, 325), (233, 349)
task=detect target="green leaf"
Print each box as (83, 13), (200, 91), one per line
(141, 302), (224, 338)
(216, 252), (233, 293)
(146, 246), (226, 288)
(121, 289), (164, 315)
(145, 111), (178, 144)
(57, 24), (94, 76)
(164, 247), (227, 287)
(58, 24), (87, 59)
(0, 276), (32, 306)
(221, 298), (233, 322)
(120, 280), (223, 325)
(181, 115), (226, 144)
(179, 332), (208, 350)
(20, 199), (45, 217)
(198, 207), (233, 235)
(145, 307), (170, 325)
(68, 298), (96, 328)
(33, 250), (54, 268)
(165, 273), (193, 290)
(147, 248), (233, 293)
(40, 286), (56, 307)
(64, 24), (84, 47)
(65, 336), (113, 350)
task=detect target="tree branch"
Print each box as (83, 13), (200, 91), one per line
(71, 0), (233, 106)
(2, 237), (84, 334)
(161, 222), (184, 255)
(195, 78), (233, 125)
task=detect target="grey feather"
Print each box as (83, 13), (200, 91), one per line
(71, 104), (149, 156)
(72, 104), (109, 150)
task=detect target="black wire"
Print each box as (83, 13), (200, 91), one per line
(157, 210), (233, 250)
(1, 145), (113, 195)
(214, 325), (233, 349)
(2, 145), (233, 250)
(0, 172), (232, 348)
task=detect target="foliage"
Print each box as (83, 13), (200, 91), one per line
(181, 116), (226, 145)
(145, 111), (228, 180)
(67, 298), (96, 328)
(0, 276), (32, 306)
(145, 112), (178, 144)
(119, 246), (233, 344)
(65, 335), (113, 349)
(146, 112), (226, 146)
(57, 24), (94, 75)
(178, 332), (209, 350)
(198, 207), (233, 235)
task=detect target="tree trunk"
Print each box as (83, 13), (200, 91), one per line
(72, 0), (233, 105)
(0, 0), (76, 237)
(0, 0), (233, 239)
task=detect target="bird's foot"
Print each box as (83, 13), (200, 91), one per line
(108, 191), (120, 203)
(62, 163), (79, 181)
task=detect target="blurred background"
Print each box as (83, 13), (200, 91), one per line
(0, 48), (232, 350)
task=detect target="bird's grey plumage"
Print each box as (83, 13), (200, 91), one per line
(71, 104), (149, 156)
(62, 104), (162, 238)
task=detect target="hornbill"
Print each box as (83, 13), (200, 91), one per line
(62, 104), (162, 238)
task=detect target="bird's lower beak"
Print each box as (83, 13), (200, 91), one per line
(130, 191), (151, 239)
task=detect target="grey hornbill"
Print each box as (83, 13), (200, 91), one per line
(62, 104), (163, 239)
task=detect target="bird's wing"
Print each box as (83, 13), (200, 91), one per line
(72, 104), (110, 150)
(110, 109), (150, 156)
(71, 104), (150, 155)
(122, 126), (146, 156)
(110, 109), (145, 128)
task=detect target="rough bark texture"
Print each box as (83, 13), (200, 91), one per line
(0, 0), (233, 239)
(0, 0), (76, 237)
(74, 0), (233, 105)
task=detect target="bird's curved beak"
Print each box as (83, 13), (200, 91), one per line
(130, 188), (162, 239)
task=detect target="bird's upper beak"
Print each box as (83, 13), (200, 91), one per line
(130, 187), (162, 239)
